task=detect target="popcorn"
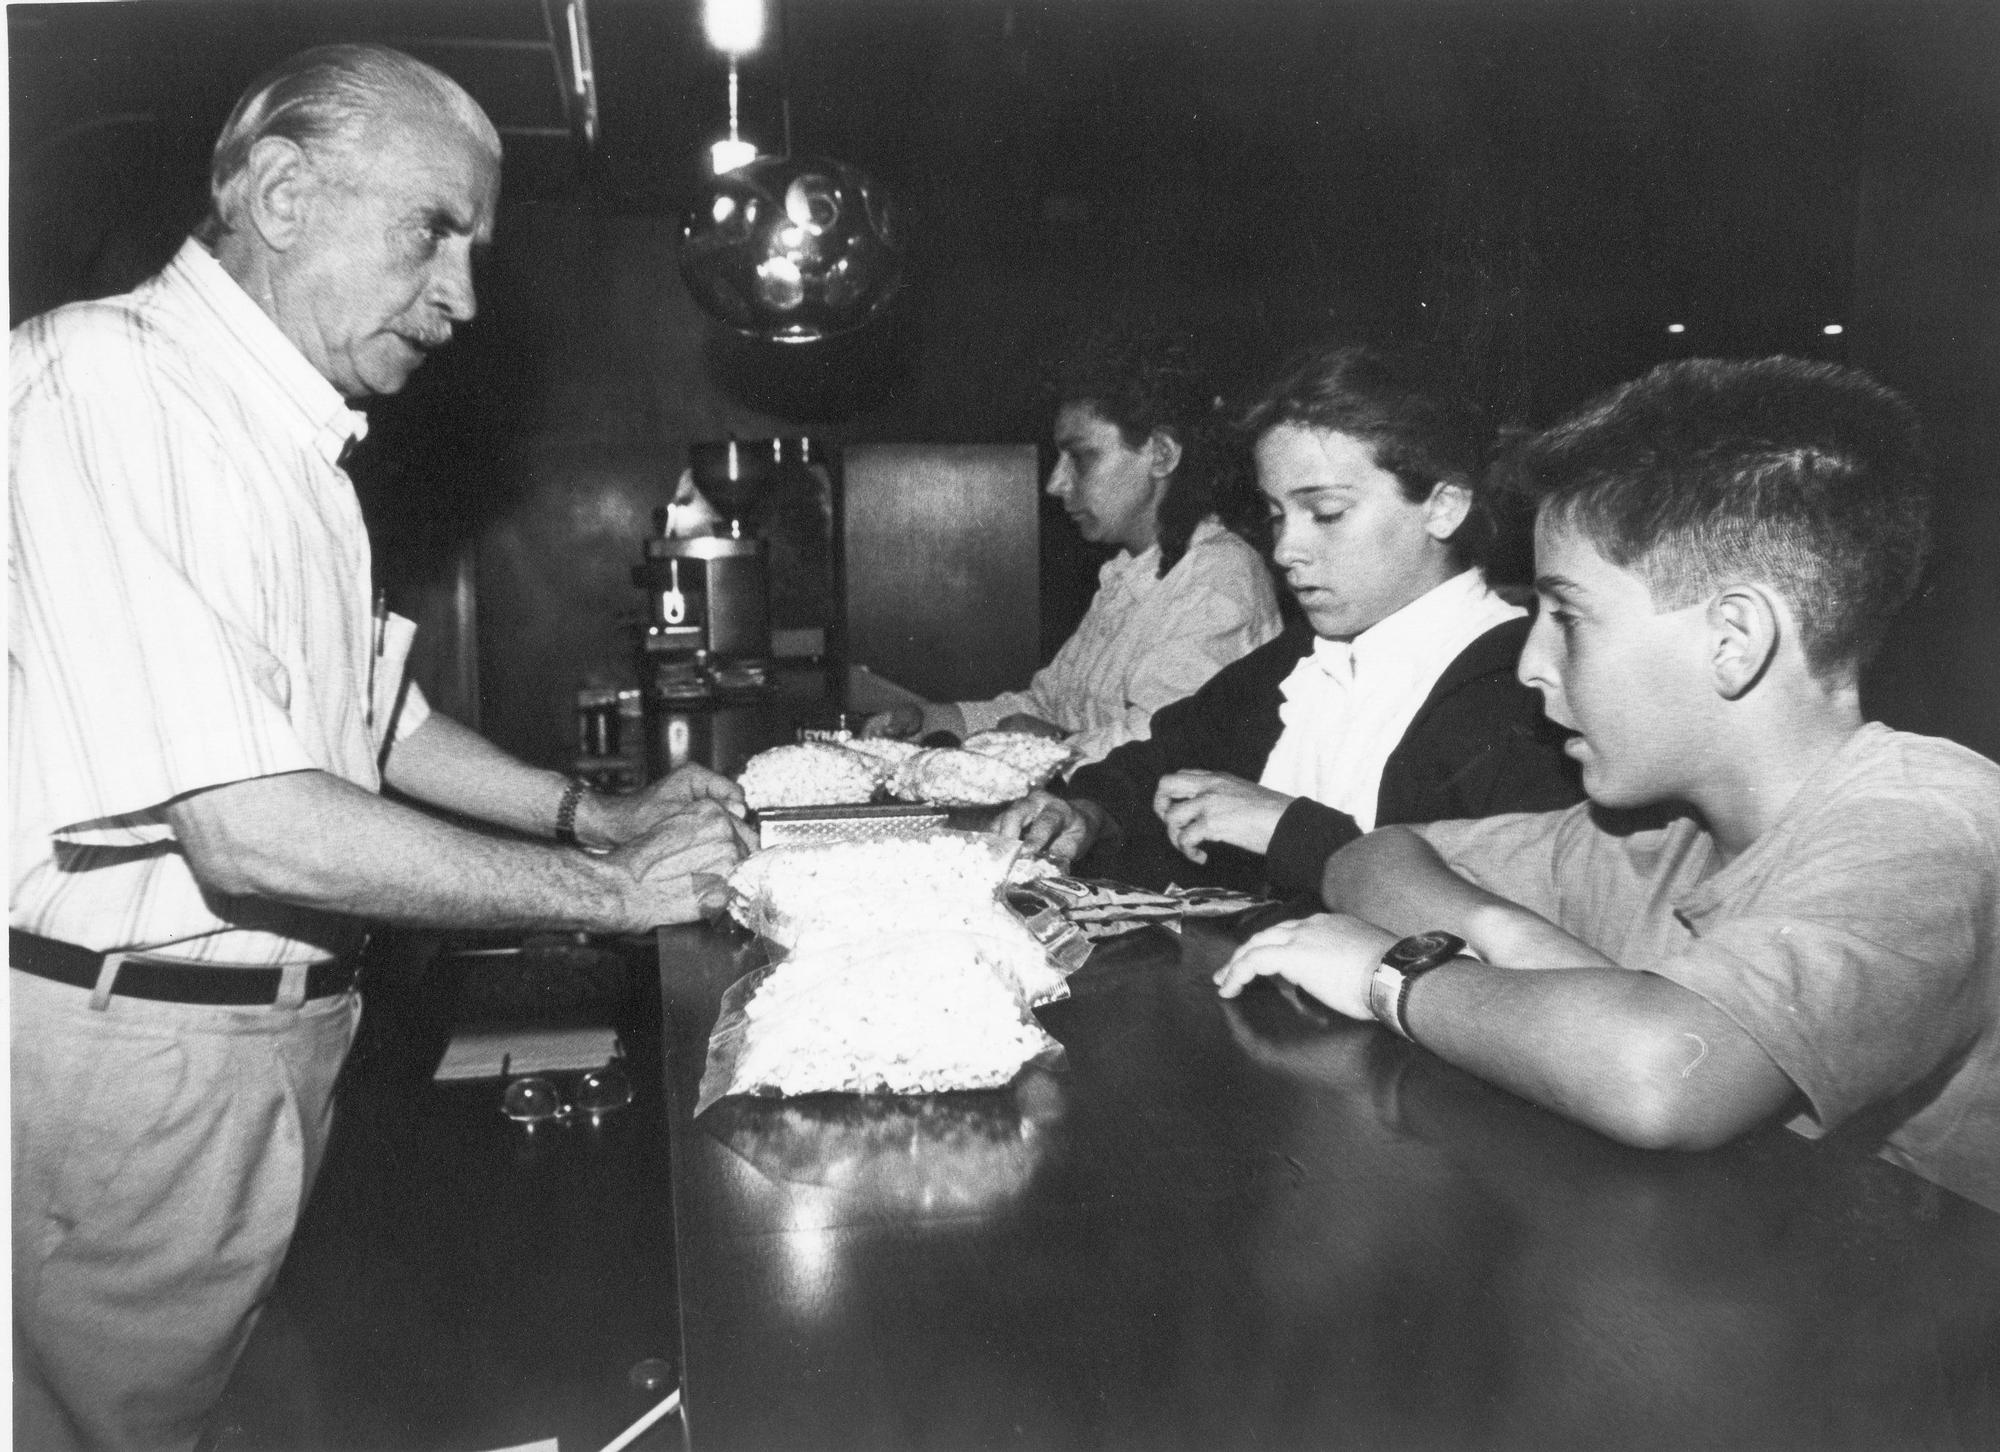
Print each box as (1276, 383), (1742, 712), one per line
(727, 832), (1020, 947)
(729, 932), (1056, 1097)
(699, 831), (1076, 1107)
(888, 747), (1032, 807)
(738, 743), (879, 810)
(961, 730), (1072, 787)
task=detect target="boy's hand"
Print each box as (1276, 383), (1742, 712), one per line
(1153, 770), (1295, 863)
(1213, 912), (1398, 1019)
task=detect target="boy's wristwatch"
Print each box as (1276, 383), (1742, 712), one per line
(1367, 931), (1467, 1041)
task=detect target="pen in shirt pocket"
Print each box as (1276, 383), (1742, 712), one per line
(366, 587), (387, 730)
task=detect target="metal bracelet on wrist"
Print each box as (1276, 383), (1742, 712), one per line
(554, 775), (592, 846)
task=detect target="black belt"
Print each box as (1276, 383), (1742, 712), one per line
(9, 930), (359, 1005)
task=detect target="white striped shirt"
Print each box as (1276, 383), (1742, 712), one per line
(9, 239), (430, 964)
(956, 516), (1282, 767)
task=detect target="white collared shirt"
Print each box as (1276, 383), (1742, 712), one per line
(1258, 570), (1525, 831)
(956, 516), (1282, 766)
(10, 238), (430, 962)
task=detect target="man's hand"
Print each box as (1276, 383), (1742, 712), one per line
(606, 798), (759, 927)
(1153, 770), (1295, 864)
(989, 789), (1105, 867)
(581, 764), (746, 848)
(992, 713), (1066, 741)
(1212, 912), (1398, 1020)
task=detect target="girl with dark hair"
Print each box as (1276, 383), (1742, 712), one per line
(864, 324), (1281, 766)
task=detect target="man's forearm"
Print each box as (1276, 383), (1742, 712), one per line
(381, 711), (572, 840)
(168, 770), (652, 933)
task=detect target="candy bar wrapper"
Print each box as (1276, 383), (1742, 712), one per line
(1001, 889), (1098, 971)
(1009, 876), (1276, 929)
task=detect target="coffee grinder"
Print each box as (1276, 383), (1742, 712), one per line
(633, 439), (776, 711)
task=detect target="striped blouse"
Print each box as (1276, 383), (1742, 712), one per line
(955, 516), (1283, 768)
(9, 239), (429, 964)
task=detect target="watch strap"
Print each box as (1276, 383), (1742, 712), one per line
(554, 776), (591, 846)
(1369, 931), (1467, 1041)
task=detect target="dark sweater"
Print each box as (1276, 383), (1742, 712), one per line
(1064, 616), (1582, 895)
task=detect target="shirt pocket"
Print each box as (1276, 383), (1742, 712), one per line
(370, 611), (420, 749)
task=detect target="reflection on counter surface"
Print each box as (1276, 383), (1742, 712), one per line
(701, 1071), (1064, 1217)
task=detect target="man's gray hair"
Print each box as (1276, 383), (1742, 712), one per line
(194, 43), (499, 245)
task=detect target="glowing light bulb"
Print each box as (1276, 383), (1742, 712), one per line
(704, 0), (765, 55)
(711, 137), (758, 175)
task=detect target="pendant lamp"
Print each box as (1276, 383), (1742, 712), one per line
(677, 0), (904, 343)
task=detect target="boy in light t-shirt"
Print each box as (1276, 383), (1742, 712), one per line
(1216, 356), (2000, 1211)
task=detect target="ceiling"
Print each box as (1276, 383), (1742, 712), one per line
(7, 0), (1924, 404)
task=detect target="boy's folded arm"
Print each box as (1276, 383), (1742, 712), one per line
(1322, 825), (1615, 969)
(1409, 961), (1802, 1151)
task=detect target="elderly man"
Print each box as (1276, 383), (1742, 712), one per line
(10, 45), (751, 1451)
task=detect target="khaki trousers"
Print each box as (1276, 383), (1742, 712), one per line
(11, 969), (360, 1452)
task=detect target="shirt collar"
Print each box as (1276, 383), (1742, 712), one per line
(1099, 516), (1226, 591)
(1101, 541), (1161, 589)
(1308, 569), (1521, 687)
(165, 239), (370, 469)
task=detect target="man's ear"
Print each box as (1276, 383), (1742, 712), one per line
(1147, 428), (1183, 481)
(1421, 481), (1473, 542)
(242, 136), (317, 251)
(1706, 584), (1781, 699)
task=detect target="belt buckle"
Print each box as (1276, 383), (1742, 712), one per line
(89, 952), (135, 1011)
(273, 961), (313, 1009)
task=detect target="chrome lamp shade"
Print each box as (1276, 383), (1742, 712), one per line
(679, 154), (904, 343)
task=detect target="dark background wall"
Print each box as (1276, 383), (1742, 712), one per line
(11, 0), (1997, 768)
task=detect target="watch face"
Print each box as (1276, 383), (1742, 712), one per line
(1383, 930), (1467, 973)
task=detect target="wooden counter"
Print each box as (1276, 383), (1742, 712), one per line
(210, 918), (2000, 1450)
(660, 920), (2000, 1451)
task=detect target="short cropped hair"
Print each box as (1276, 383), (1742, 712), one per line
(1503, 356), (1931, 681)
(1237, 342), (1503, 573)
(1046, 322), (1260, 576)
(193, 43), (499, 246)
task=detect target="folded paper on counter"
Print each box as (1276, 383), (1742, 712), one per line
(433, 1024), (620, 1082)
